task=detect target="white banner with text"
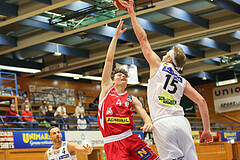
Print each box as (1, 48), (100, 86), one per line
(213, 83), (240, 113)
(65, 131), (104, 147)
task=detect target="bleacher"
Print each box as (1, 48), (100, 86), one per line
(1, 104), (240, 132)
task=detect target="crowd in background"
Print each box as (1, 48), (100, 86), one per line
(4, 97), (99, 129)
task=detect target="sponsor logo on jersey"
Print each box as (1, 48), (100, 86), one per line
(53, 150), (59, 155)
(162, 65), (182, 83)
(59, 154), (69, 159)
(158, 92), (177, 107)
(136, 147), (151, 160)
(48, 151), (52, 156)
(125, 102), (129, 108)
(106, 107), (113, 115)
(127, 94), (132, 102)
(106, 117), (130, 124)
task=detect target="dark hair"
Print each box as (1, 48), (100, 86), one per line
(48, 126), (59, 135)
(111, 68), (128, 80)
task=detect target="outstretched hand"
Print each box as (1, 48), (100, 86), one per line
(83, 144), (93, 155)
(114, 18), (127, 37)
(140, 122), (153, 133)
(122, 0), (135, 15)
(200, 131), (213, 144)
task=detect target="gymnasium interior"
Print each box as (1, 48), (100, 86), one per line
(0, 0), (240, 159)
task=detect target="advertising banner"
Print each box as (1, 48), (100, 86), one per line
(213, 83), (240, 113)
(0, 131), (14, 149)
(13, 131), (65, 149)
(65, 131), (104, 147)
(192, 131), (200, 143)
(221, 131), (240, 142)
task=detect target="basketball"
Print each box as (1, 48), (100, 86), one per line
(113, 0), (127, 10)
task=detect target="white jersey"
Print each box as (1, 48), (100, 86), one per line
(47, 141), (77, 160)
(147, 62), (186, 122)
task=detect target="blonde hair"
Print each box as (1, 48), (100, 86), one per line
(111, 68), (128, 80)
(172, 46), (186, 68)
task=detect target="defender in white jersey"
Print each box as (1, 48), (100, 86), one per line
(123, 0), (213, 159)
(44, 127), (93, 160)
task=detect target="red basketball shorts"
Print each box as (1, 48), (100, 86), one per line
(104, 133), (160, 160)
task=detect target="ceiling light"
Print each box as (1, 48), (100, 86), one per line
(202, 72), (207, 80)
(73, 76), (80, 80)
(54, 73), (102, 81)
(54, 44), (62, 56)
(53, 52), (62, 56)
(0, 65), (41, 73)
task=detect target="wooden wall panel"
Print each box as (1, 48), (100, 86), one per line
(6, 148), (46, 160)
(0, 150), (7, 160)
(196, 142), (233, 160)
(0, 143), (235, 160)
(15, 77), (147, 104)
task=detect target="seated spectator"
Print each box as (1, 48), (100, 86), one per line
(77, 116), (87, 130)
(54, 103), (68, 129)
(39, 100), (48, 117)
(6, 104), (23, 127)
(21, 105), (38, 128)
(75, 101), (85, 119)
(45, 105), (57, 127)
(21, 98), (32, 112)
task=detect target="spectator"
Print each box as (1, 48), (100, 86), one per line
(21, 105), (38, 128)
(6, 104), (23, 127)
(75, 101), (85, 119)
(77, 114), (87, 130)
(45, 105), (57, 126)
(39, 100), (48, 116)
(21, 98), (32, 112)
(54, 103), (68, 129)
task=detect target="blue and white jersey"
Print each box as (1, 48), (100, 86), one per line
(147, 62), (186, 122)
(47, 141), (77, 160)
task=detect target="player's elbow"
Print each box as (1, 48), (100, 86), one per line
(197, 98), (207, 108)
(138, 33), (148, 43)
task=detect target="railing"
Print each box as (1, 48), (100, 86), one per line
(190, 120), (240, 131)
(1, 115), (240, 131)
(0, 115), (99, 131)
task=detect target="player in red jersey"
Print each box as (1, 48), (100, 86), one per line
(97, 19), (160, 160)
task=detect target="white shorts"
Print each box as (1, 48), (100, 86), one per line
(152, 116), (197, 160)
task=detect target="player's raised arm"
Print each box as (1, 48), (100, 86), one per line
(132, 96), (153, 133)
(100, 19), (127, 100)
(184, 81), (213, 144)
(122, 0), (161, 77)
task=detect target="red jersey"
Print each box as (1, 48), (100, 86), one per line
(98, 86), (134, 137)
